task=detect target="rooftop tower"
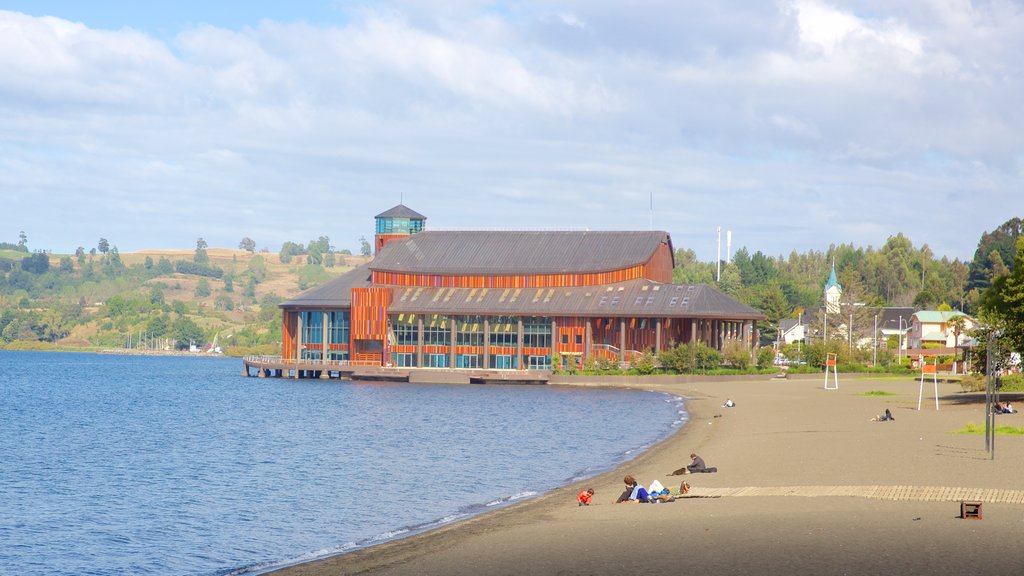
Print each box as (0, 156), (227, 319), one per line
(374, 204), (426, 255)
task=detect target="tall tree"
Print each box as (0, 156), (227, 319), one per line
(979, 237), (1024, 358)
(194, 238), (209, 265)
(97, 238), (110, 254)
(359, 236), (372, 257)
(239, 237), (256, 252)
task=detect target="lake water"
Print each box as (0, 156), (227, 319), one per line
(0, 351), (685, 575)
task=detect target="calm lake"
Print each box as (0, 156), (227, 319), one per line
(0, 351), (684, 575)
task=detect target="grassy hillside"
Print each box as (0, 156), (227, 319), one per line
(0, 247), (367, 356)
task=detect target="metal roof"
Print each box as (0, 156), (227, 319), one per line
(913, 310), (970, 324)
(387, 279), (766, 320)
(370, 230), (672, 276)
(375, 204), (427, 220)
(279, 264), (372, 308)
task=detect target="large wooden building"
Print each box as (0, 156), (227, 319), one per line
(278, 204), (765, 370)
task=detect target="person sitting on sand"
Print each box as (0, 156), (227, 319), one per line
(871, 408), (895, 422)
(669, 453), (707, 475)
(577, 487), (594, 506)
(723, 398), (735, 408)
(1006, 403), (1016, 414)
(615, 475), (649, 503)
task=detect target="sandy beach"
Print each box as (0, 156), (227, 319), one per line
(272, 374), (1024, 576)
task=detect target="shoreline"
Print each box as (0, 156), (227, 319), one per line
(268, 378), (721, 576)
(255, 383), (690, 575)
(271, 375), (1024, 576)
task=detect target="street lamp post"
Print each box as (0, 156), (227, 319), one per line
(898, 315), (904, 366)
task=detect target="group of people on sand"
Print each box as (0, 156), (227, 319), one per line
(994, 402), (1016, 414)
(577, 452), (712, 505)
(578, 399), (730, 506)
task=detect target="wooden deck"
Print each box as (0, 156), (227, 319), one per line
(241, 356), (551, 385)
(684, 485), (1024, 504)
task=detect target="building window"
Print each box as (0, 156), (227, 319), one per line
(328, 350), (349, 362)
(301, 311), (323, 346)
(422, 315), (451, 346)
(455, 315), (484, 346)
(456, 354), (482, 368)
(527, 355), (551, 369)
(301, 311), (323, 360)
(522, 316), (551, 349)
(376, 217), (424, 234)
(490, 354), (517, 369)
(426, 353), (449, 368)
(575, 334), (583, 345)
(391, 352), (415, 367)
(561, 334), (569, 345)
(329, 311), (349, 345)
(390, 315), (419, 346)
(488, 316), (518, 347)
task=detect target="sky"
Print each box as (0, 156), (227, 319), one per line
(2, 0), (1022, 262)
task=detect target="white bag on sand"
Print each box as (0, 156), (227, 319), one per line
(648, 480), (665, 493)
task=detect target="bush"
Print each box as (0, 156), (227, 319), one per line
(723, 342), (751, 370)
(959, 374), (985, 393)
(999, 373), (1024, 392)
(631, 351), (658, 375)
(174, 260), (224, 278)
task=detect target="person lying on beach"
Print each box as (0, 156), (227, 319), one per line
(871, 408), (895, 421)
(669, 453), (714, 475)
(577, 488), (594, 506)
(615, 475), (649, 503)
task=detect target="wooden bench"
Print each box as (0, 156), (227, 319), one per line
(961, 500), (983, 520)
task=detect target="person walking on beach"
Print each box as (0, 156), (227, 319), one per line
(615, 475), (648, 503)
(577, 488), (594, 506)
(669, 453), (707, 475)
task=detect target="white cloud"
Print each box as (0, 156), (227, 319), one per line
(1, 3), (1022, 261)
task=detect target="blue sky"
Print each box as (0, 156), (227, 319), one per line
(2, 1), (1022, 261)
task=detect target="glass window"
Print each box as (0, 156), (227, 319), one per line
(329, 311), (349, 345)
(426, 353), (449, 368)
(488, 316), (518, 347)
(422, 315), (451, 346)
(455, 315), (484, 346)
(490, 354), (516, 369)
(522, 317), (551, 349)
(456, 354), (482, 368)
(301, 311), (323, 346)
(527, 355), (551, 369)
(575, 334), (583, 345)
(390, 352), (415, 367)
(561, 334), (569, 345)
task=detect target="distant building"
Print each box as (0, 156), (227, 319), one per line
(908, 310), (975, 350)
(277, 204), (766, 370)
(824, 261), (842, 314)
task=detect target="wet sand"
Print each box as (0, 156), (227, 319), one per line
(272, 374), (1024, 576)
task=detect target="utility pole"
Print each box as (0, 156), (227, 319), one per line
(716, 226), (721, 282)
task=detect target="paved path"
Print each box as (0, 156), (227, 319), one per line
(687, 485), (1024, 504)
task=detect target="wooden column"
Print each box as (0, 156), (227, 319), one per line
(450, 316), (457, 369)
(295, 312), (303, 378)
(551, 318), (558, 365)
(585, 319), (592, 365)
(321, 310), (330, 367)
(655, 318), (662, 354)
(416, 316), (424, 368)
(516, 317), (524, 370)
(483, 317), (490, 369)
(619, 318), (626, 363)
